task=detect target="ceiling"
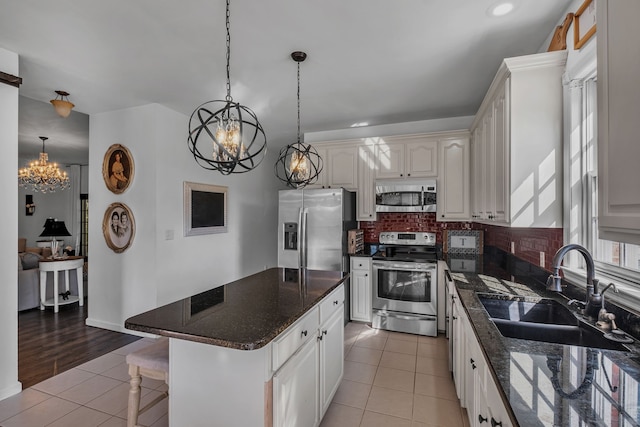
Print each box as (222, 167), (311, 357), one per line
(1, 0), (573, 165)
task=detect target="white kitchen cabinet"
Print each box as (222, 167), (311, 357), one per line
(437, 136), (471, 221)
(375, 136), (438, 179)
(273, 336), (319, 427)
(449, 287), (514, 427)
(319, 308), (344, 414)
(350, 256), (372, 322)
(451, 289), (465, 403)
(307, 143), (358, 190)
(470, 51), (566, 227)
(597, 0), (640, 245)
(273, 284), (344, 427)
(357, 144), (376, 221)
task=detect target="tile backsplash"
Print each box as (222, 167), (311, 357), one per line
(360, 213), (563, 271)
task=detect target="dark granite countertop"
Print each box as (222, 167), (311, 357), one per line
(450, 251), (640, 426)
(125, 268), (348, 350)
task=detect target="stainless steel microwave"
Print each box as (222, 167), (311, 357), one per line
(375, 180), (437, 213)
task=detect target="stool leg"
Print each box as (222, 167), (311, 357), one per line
(127, 364), (142, 427)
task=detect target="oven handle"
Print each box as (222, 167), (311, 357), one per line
(376, 311), (436, 322)
(372, 261), (436, 271)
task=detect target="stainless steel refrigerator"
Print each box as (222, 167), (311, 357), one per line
(278, 188), (356, 323)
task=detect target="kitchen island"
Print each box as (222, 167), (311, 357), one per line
(125, 267), (348, 427)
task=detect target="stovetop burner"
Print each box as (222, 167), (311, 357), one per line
(373, 231), (438, 262)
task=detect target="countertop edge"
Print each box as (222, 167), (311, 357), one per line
(124, 272), (349, 351)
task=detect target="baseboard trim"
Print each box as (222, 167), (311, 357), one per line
(0, 381), (23, 401)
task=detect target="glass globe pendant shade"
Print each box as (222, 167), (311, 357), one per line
(275, 141), (323, 188)
(50, 90), (74, 118)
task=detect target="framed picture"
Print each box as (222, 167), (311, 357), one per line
(102, 144), (134, 194)
(574, 0), (596, 50)
(102, 202), (135, 253)
(184, 181), (228, 236)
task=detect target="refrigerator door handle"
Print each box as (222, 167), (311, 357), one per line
(300, 208), (309, 268)
(297, 207), (304, 268)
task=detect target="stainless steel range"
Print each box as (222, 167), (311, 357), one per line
(372, 231), (438, 336)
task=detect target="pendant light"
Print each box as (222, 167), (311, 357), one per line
(274, 51), (323, 188)
(50, 90), (75, 118)
(187, 0), (267, 175)
(18, 136), (70, 193)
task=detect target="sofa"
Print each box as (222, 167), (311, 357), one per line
(18, 238), (83, 311)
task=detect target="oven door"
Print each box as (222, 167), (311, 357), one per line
(372, 260), (437, 316)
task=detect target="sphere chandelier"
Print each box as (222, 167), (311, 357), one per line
(18, 136), (70, 193)
(274, 51), (323, 188)
(187, 0), (266, 175)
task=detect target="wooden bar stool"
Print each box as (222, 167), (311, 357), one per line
(126, 338), (169, 427)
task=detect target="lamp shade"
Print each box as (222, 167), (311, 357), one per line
(50, 90), (74, 118)
(40, 219), (71, 237)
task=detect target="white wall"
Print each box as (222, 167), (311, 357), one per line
(87, 103), (280, 333)
(0, 47), (22, 400)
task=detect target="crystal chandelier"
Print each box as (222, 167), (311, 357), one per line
(187, 0), (266, 175)
(18, 136), (70, 193)
(274, 51), (323, 188)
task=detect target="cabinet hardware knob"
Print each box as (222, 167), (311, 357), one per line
(301, 330), (308, 337)
(407, 173), (411, 176)
(400, 174), (403, 177)
(491, 418), (502, 427)
(365, 274), (368, 277)
(359, 264), (362, 267)
(323, 330), (328, 335)
(318, 335), (323, 341)
(472, 363), (477, 370)
(478, 414), (488, 424)
(333, 300), (339, 305)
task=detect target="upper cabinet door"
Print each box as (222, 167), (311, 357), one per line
(327, 145), (358, 190)
(405, 140), (438, 178)
(375, 138), (438, 179)
(375, 143), (405, 179)
(597, 0), (640, 244)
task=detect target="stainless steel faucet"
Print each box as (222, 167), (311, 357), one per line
(546, 244), (617, 318)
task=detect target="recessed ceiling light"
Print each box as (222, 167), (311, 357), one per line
(489, 1), (515, 17)
(350, 122), (369, 128)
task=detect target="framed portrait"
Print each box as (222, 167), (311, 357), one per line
(574, 0), (596, 50)
(102, 202), (136, 253)
(102, 144), (134, 194)
(184, 181), (228, 236)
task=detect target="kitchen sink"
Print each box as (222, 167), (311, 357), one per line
(477, 293), (629, 352)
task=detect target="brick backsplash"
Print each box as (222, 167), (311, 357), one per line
(359, 213), (563, 271)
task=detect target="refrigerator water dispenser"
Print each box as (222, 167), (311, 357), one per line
(284, 222), (298, 250)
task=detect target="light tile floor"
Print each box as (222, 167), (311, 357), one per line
(0, 323), (468, 427)
(320, 322), (469, 427)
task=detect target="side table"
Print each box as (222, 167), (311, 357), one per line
(39, 256), (84, 313)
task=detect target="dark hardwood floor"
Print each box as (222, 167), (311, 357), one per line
(18, 299), (141, 389)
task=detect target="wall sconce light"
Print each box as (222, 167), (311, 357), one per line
(50, 90), (75, 118)
(25, 195), (35, 216)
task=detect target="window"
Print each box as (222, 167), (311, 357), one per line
(565, 69), (640, 301)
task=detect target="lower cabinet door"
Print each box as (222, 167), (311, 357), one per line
(273, 337), (319, 427)
(320, 309), (344, 415)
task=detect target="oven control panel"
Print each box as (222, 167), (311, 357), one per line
(378, 231), (435, 246)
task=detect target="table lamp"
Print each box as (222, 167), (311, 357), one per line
(40, 218), (71, 257)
